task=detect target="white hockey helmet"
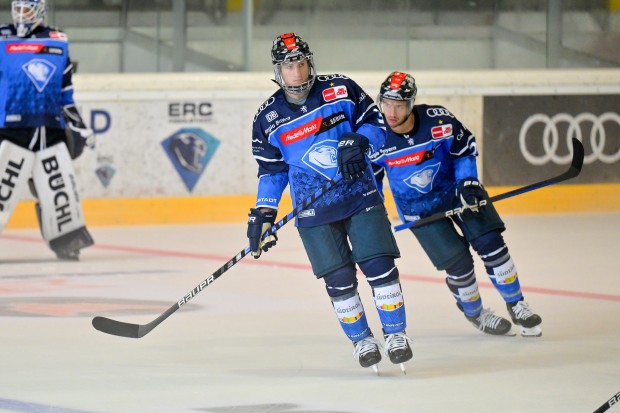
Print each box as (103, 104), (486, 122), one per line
(12, 0), (47, 37)
(271, 32), (316, 94)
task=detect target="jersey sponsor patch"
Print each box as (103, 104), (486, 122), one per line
(431, 123), (453, 139)
(317, 111), (347, 134)
(322, 85), (348, 102)
(6, 43), (44, 53)
(386, 150), (426, 167)
(49, 31), (68, 40)
(281, 117), (322, 145)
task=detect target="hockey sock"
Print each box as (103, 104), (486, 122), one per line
(331, 291), (371, 342)
(445, 269), (483, 318)
(472, 232), (523, 302)
(372, 280), (407, 334)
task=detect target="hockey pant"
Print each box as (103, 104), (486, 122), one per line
(30, 143), (93, 255)
(326, 256), (407, 341)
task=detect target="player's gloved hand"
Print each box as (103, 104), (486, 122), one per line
(247, 208), (278, 259)
(337, 132), (370, 182)
(68, 122), (96, 149)
(456, 178), (486, 212)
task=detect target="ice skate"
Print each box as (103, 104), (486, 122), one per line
(466, 308), (515, 336)
(352, 335), (382, 374)
(507, 300), (542, 337)
(383, 331), (413, 374)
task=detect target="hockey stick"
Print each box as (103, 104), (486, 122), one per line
(394, 137), (584, 232)
(92, 174), (343, 339)
(593, 391), (620, 413)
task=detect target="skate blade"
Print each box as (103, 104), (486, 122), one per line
(399, 363), (407, 375)
(504, 328), (517, 337)
(518, 325), (542, 337)
(371, 364), (380, 376)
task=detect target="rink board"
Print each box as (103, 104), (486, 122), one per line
(5, 183), (619, 228)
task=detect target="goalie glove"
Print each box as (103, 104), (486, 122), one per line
(247, 208), (278, 259)
(337, 132), (370, 182)
(63, 106), (95, 159)
(456, 177), (486, 213)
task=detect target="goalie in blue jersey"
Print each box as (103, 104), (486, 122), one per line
(0, 0), (94, 260)
(371, 71), (542, 337)
(247, 33), (413, 372)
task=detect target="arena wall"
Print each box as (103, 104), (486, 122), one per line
(6, 69), (620, 228)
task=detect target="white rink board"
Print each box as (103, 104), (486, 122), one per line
(70, 70), (620, 198)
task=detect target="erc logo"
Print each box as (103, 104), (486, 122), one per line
(161, 128), (220, 192)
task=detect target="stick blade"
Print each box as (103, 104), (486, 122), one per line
(570, 137), (585, 173)
(92, 316), (142, 338)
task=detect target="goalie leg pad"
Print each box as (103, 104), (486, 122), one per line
(31, 143), (93, 254)
(0, 140), (35, 232)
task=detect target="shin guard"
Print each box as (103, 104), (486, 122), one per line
(331, 291), (371, 342)
(372, 280), (406, 334)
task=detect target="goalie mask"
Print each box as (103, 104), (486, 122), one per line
(377, 71), (417, 112)
(271, 32), (316, 95)
(12, 0), (47, 37)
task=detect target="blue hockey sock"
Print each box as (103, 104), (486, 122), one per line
(372, 280), (407, 334)
(331, 291), (371, 342)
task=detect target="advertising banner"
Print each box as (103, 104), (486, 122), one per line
(483, 95), (620, 185)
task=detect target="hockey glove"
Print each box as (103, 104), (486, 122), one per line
(337, 132), (370, 182)
(247, 208), (278, 259)
(456, 178), (486, 212)
(63, 106), (95, 159)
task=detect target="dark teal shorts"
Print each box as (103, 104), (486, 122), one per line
(411, 202), (505, 270)
(297, 204), (400, 277)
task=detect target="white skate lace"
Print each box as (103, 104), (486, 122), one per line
(383, 332), (413, 356)
(352, 336), (380, 361)
(477, 308), (503, 330)
(511, 301), (534, 320)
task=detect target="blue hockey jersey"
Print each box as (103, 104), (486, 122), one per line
(0, 24), (75, 129)
(252, 74), (386, 227)
(371, 104), (478, 223)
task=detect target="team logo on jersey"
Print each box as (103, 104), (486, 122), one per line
(302, 140), (338, 178)
(387, 150), (426, 167)
(431, 124), (453, 139)
(281, 117), (322, 146)
(404, 162), (441, 193)
(161, 128), (220, 192)
(21, 59), (56, 92)
(322, 85), (348, 102)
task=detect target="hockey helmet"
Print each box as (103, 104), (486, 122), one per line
(377, 71), (417, 111)
(271, 32), (316, 94)
(12, 0), (47, 37)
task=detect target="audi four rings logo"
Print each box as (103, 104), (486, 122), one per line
(426, 108), (454, 118)
(519, 112), (620, 165)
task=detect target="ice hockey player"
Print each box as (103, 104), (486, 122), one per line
(247, 33), (413, 373)
(0, 0), (94, 260)
(371, 71), (542, 337)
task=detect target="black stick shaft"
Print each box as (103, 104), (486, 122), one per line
(394, 137), (584, 232)
(92, 175), (342, 338)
